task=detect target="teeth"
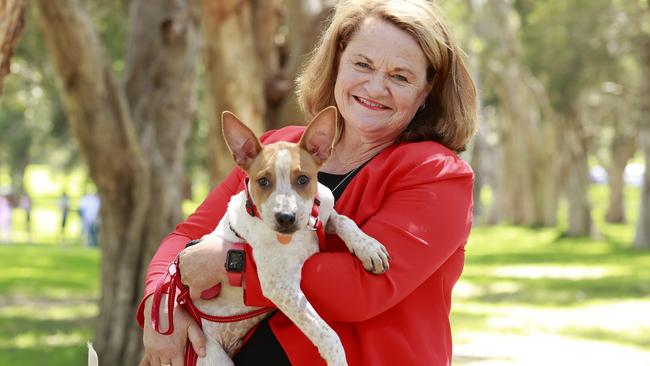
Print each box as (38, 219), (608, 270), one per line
(358, 97), (385, 108)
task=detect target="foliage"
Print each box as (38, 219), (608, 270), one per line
(517, 0), (635, 114)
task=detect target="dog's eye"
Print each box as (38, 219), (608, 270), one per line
(258, 177), (270, 187)
(296, 175), (310, 186)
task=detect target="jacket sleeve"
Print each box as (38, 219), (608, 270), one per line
(299, 155), (473, 322)
(136, 167), (245, 327)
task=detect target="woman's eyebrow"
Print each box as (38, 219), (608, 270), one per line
(352, 54), (416, 76)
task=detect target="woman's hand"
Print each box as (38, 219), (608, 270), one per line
(178, 234), (231, 299)
(142, 295), (206, 366)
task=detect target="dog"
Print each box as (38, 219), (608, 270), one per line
(184, 106), (389, 366)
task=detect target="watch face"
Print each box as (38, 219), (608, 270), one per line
(226, 250), (245, 272)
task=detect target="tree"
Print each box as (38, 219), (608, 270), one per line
(34, 0), (201, 364)
(201, 0), (273, 183)
(201, 0), (330, 185)
(516, 0), (630, 237)
(0, 0), (26, 93)
(472, 0), (560, 227)
(582, 82), (638, 224)
(634, 0), (650, 250)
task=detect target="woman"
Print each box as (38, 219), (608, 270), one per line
(138, 0), (477, 365)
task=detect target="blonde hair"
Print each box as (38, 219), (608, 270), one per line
(296, 0), (477, 152)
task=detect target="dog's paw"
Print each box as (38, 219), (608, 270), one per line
(350, 236), (390, 274)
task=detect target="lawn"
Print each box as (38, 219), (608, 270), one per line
(0, 243), (99, 365)
(453, 226), (650, 365)
(0, 184), (648, 365)
(452, 185), (650, 365)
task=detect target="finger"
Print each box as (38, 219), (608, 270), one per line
(171, 353), (184, 366)
(150, 355), (160, 366)
(187, 320), (207, 357)
(138, 356), (151, 366)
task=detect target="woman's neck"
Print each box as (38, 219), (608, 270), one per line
(321, 129), (395, 174)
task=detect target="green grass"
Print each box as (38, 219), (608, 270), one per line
(0, 244), (99, 365)
(453, 185), (650, 365)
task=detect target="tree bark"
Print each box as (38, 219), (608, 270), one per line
(35, 0), (200, 364)
(0, 0), (26, 93)
(635, 24), (650, 249)
(202, 0), (268, 184)
(559, 106), (595, 237)
(605, 131), (636, 223)
(201, 0), (328, 184)
(477, 0), (560, 227)
(635, 127), (650, 250)
(269, 0), (331, 128)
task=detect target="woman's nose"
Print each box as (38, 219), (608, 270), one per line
(364, 72), (389, 97)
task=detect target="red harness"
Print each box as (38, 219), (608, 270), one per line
(150, 180), (326, 365)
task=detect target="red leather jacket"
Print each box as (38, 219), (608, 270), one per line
(137, 126), (474, 366)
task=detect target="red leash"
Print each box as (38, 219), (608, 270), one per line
(150, 256), (274, 366)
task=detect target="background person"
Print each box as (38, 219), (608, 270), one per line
(78, 191), (100, 247)
(138, 0), (477, 365)
(59, 191), (70, 241)
(0, 191), (12, 243)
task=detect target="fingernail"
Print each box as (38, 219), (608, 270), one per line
(199, 347), (206, 356)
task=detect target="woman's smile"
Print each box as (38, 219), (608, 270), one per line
(353, 96), (390, 111)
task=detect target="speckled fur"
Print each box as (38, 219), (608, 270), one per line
(194, 163), (389, 365)
(191, 108), (389, 365)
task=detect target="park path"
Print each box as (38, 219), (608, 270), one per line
(454, 332), (650, 366)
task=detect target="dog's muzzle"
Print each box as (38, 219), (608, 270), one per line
(274, 211), (297, 233)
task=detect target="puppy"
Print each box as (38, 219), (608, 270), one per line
(149, 106), (389, 366)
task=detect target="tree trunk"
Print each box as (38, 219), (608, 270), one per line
(202, 0), (268, 184)
(563, 111), (594, 237)
(477, 0), (560, 227)
(0, 0), (26, 93)
(635, 25), (650, 249)
(35, 0), (200, 364)
(201, 0), (328, 184)
(269, 0), (331, 128)
(605, 132), (636, 223)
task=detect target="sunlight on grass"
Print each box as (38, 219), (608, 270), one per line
(455, 332), (650, 366)
(490, 265), (622, 280)
(0, 302), (97, 321)
(0, 244), (99, 366)
(454, 188), (650, 365)
(5, 331), (89, 349)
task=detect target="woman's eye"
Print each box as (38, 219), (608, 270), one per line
(296, 175), (310, 186)
(355, 62), (371, 69)
(258, 177), (270, 187)
(392, 74), (408, 82)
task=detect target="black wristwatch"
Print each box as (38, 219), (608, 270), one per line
(185, 239), (202, 248)
(225, 246), (246, 272)
(225, 243), (246, 286)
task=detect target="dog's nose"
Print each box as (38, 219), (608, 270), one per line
(275, 212), (296, 227)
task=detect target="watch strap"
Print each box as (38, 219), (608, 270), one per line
(227, 243), (246, 287)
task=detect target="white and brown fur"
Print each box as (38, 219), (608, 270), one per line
(188, 106), (389, 366)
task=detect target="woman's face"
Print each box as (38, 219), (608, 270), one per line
(334, 16), (433, 142)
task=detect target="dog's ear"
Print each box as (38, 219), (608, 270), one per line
(221, 111), (263, 168)
(299, 106), (339, 165)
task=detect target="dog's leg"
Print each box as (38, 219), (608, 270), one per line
(326, 212), (390, 274)
(197, 338), (234, 366)
(264, 280), (347, 366)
